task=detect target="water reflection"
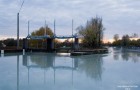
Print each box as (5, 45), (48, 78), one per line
(22, 53), (106, 82)
(23, 53), (54, 68)
(77, 55), (105, 80)
(121, 49), (140, 62)
(113, 54), (119, 60)
(1, 49), (140, 90)
(17, 55), (19, 90)
(112, 47), (140, 62)
(22, 53), (78, 70)
(12, 52), (108, 90)
(22, 53), (78, 85)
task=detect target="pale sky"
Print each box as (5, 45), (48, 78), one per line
(0, 0), (140, 40)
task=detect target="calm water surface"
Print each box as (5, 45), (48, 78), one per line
(0, 48), (140, 90)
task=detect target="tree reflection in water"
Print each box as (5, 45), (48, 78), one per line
(121, 52), (140, 62)
(23, 53), (55, 68)
(22, 53), (107, 81)
(78, 55), (105, 81)
(113, 54), (119, 60)
(112, 47), (140, 62)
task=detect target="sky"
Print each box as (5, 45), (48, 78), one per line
(0, 0), (140, 41)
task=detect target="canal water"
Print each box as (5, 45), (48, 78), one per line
(0, 47), (140, 90)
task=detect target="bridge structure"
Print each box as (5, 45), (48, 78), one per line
(23, 34), (79, 51)
(22, 20), (79, 51)
(26, 34), (78, 39)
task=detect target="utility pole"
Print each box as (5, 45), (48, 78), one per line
(54, 20), (56, 36)
(17, 0), (25, 49)
(45, 20), (47, 36)
(53, 20), (56, 49)
(72, 19), (74, 50)
(28, 21), (29, 36)
(72, 19), (73, 36)
(17, 13), (19, 49)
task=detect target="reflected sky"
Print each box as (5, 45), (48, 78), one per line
(0, 48), (140, 90)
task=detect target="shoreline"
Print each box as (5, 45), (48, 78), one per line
(0, 48), (108, 54)
(71, 48), (108, 56)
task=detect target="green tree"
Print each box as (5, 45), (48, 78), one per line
(77, 17), (105, 48)
(122, 35), (130, 46)
(3, 38), (17, 47)
(31, 26), (53, 36)
(112, 33), (140, 47)
(112, 34), (121, 46)
(30, 26), (54, 48)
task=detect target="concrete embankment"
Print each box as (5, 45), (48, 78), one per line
(71, 49), (108, 56)
(0, 48), (108, 56)
(0, 48), (55, 54)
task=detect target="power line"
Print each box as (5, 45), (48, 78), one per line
(18, 0), (25, 13)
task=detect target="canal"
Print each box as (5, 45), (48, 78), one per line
(0, 47), (140, 90)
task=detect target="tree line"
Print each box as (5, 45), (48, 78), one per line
(112, 33), (140, 47)
(0, 26), (54, 49)
(0, 16), (105, 49)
